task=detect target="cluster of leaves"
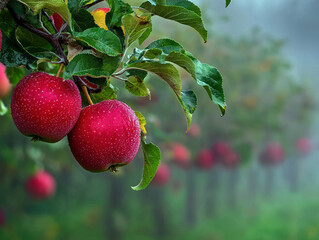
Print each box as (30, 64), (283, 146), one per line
(0, 0), (229, 190)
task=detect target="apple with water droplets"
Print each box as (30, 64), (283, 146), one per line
(68, 100), (141, 172)
(26, 170), (56, 199)
(11, 72), (81, 143)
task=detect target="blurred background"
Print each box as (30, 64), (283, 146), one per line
(1, 0), (319, 239)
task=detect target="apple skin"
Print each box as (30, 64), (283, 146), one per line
(0, 63), (11, 99)
(197, 149), (215, 170)
(212, 141), (231, 160)
(221, 150), (240, 169)
(11, 72), (81, 143)
(91, 8), (111, 31)
(152, 163), (170, 186)
(297, 138), (312, 154)
(188, 123), (200, 137)
(26, 171), (56, 199)
(260, 142), (285, 166)
(50, 13), (64, 32)
(172, 143), (191, 168)
(68, 100), (141, 172)
(0, 208), (5, 227)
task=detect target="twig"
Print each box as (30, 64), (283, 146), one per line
(8, 6), (69, 65)
(81, 85), (94, 105)
(42, 10), (58, 33)
(56, 63), (64, 77)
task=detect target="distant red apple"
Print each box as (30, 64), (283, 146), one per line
(26, 170), (56, 199)
(188, 123), (200, 137)
(0, 208), (5, 227)
(260, 142), (285, 166)
(197, 149), (215, 170)
(68, 100), (141, 172)
(11, 72), (81, 143)
(50, 13), (64, 32)
(172, 143), (191, 168)
(221, 150), (240, 168)
(152, 163), (170, 186)
(297, 138), (312, 155)
(0, 63), (11, 99)
(212, 141), (231, 161)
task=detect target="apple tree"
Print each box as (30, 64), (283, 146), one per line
(0, 0), (230, 190)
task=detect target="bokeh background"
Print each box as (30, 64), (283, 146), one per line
(1, 0), (319, 239)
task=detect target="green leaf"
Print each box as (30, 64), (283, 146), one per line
(17, 0), (72, 29)
(126, 61), (181, 94)
(106, 0), (133, 27)
(181, 90), (197, 114)
(122, 13), (152, 47)
(63, 52), (121, 79)
(67, 0), (92, 13)
(165, 52), (196, 79)
(5, 67), (26, 86)
(72, 8), (96, 31)
(16, 26), (58, 60)
(166, 0), (202, 16)
(145, 39), (195, 78)
(0, 100), (8, 116)
(73, 28), (122, 56)
(226, 0), (231, 7)
(140, 1), (207, 42)
(146, 38), (184, 54)
(125, 76), (150, 97)
(138, 27), (152, 45)
(0, 31), (34, 67)
(134, 111), (147, 135)
(126, 60), (194, 128)
(186, 52), (226, 115)
(91, 82), (118, 102)
(132, 138), (161, 191)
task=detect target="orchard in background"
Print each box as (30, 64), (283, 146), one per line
(0, 0), (231, 190)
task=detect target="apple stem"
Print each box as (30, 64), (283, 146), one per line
(81, 85), (94, 105)
(56, 63), (64, 78)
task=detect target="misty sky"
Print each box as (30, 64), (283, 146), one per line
(202, 0), (319, 78)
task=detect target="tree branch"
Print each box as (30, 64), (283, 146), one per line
(8, 6), (69, 65)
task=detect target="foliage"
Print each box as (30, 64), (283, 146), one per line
(0, 0), (229, 189)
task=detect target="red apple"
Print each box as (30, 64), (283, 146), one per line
(0, 63), (11, 99)
(260, 142), (285, 166)
(50, 13), (64, 32)
(152, 163), (170, 186)
(26, 170), (56, 199)
(196, 149), (215, 170)
(0, 208), (5, 227)
(212, 141), (231, 161)
(172, 143), (191, 168)
(221, 150), (240, 168)
(188, 123), (200, 137)
(11, 72), (81, 143)
(68, 100), (141, 172)
(297, 138), (312, 155)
